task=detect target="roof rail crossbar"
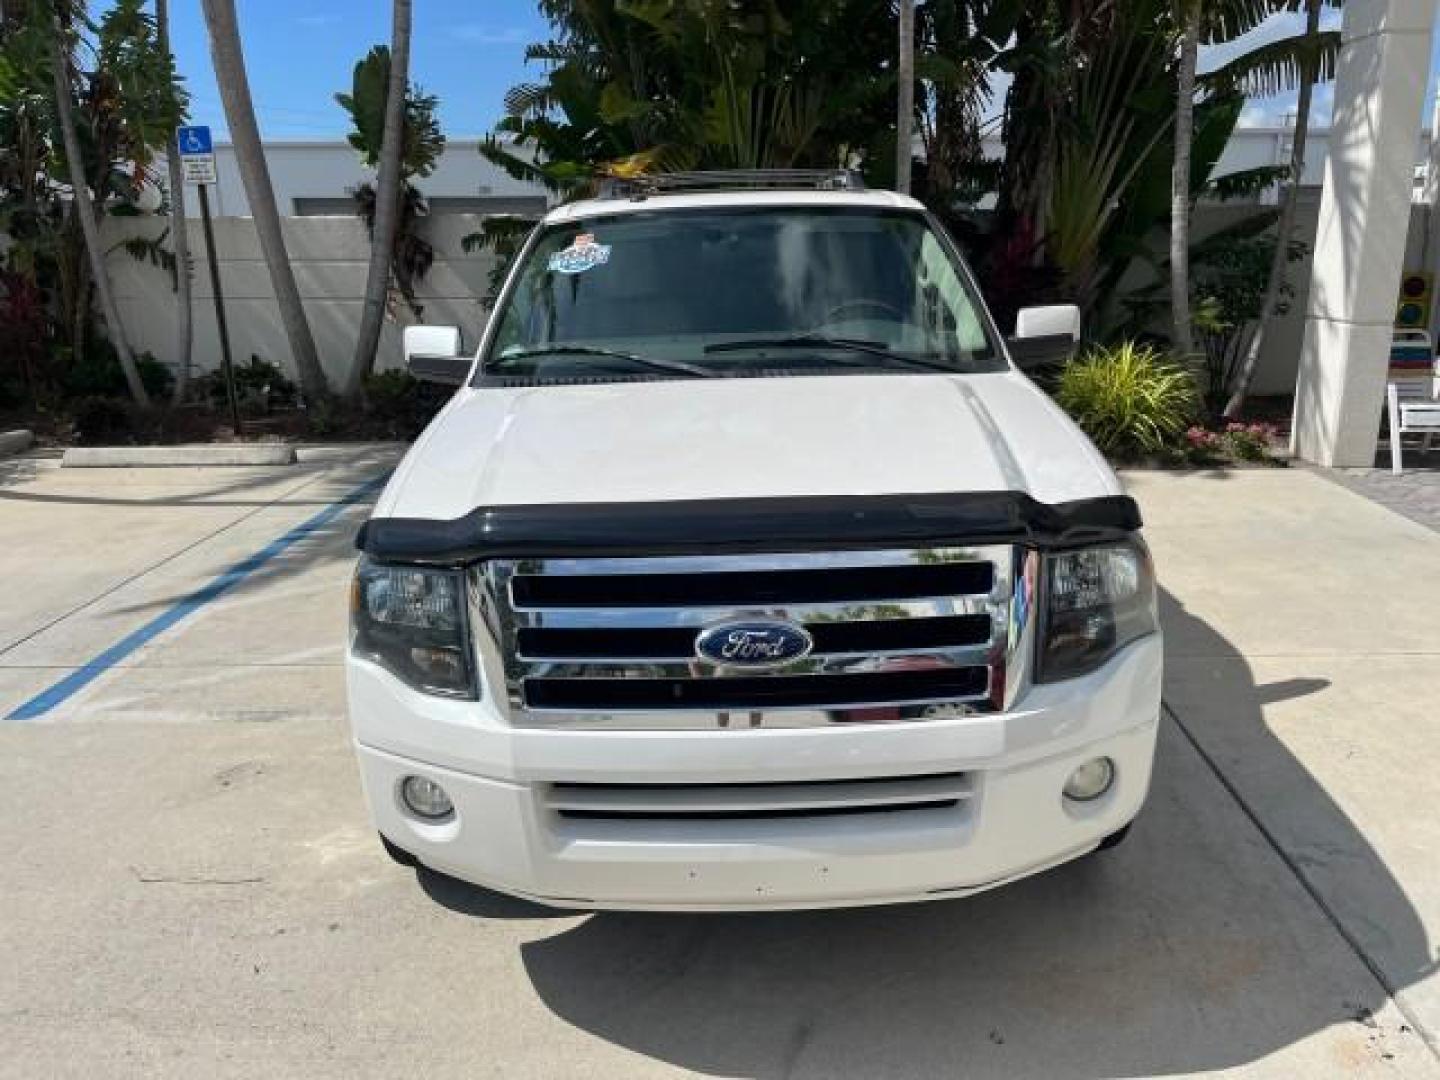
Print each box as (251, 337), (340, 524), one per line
(598, 169), (866, 199)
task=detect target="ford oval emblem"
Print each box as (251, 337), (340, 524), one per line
(695, 619), (814, 669)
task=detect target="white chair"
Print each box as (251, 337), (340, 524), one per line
(1385, 330), (1440, 474)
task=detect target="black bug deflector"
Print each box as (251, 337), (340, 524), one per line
(355, 492), (1143, 566)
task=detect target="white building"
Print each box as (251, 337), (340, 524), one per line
(195, 138), (549, 218)
(207, 127), (1415, 219)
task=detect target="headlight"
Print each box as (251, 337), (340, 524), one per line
(351, 557), (477, 698)
(1037, 539), (1157, 682)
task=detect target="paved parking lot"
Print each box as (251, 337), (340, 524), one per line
(2, 450), (1439, 1078)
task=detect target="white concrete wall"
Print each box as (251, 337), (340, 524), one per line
(1111, 201), (1430, 397)
(105, 213), (501, 388)
(1201, 201), (1324, 397)
(1213, 128), (1332, 187)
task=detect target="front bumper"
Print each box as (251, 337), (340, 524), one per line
(348, 635), (1162, 911)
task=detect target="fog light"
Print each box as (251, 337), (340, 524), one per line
(400, 775), (454, 820)
(1063, 757), (1115, 802)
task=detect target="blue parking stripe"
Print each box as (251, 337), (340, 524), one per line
(6, 475), (386, 722)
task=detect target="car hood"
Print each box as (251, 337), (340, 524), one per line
(376, 373), (1119, 521)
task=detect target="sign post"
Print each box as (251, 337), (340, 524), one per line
(177, 125), (241, 436)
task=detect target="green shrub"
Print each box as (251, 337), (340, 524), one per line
(305, 398), (343, 438)
(194, 354), (297, 412)
(64, 340), (174, 401)
(362, 369), (448, 438)
(71, 396), (134, 444)
(363, 369), (420, 420)
(0, 377), (24, 411)
(1054, 342), (1198, 459)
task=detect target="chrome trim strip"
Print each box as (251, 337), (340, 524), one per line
(544, 774), (976, 814)
(508, 702), (989, 729)
(515, 547), (999, 574)
(516, 647), (994, 679)
(518, 686), (992, 716)
(507, 596), (999, 628)
(516, 644), (994, 665)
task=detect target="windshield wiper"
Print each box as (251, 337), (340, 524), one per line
(703, 335), (959, 374)
(494, 345), (718, 379)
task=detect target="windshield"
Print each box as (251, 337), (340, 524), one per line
(482, 206), (1005, 381)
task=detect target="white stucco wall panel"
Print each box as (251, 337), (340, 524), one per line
(105, 213), (498, 385)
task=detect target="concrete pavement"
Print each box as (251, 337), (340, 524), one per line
(1, 454), (1437, 1077)
(1129, 467), (1440, 1060)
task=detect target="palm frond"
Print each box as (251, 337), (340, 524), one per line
(1201, 0), (1280, 45)
(503, 82), (555, 119)
(107, 228), (177, 289)
(1206, 164), (1292, 201)
(459, 215), (537, 254)
(1191, 209), (1282, 258)
(1200, 29), (1340, 98)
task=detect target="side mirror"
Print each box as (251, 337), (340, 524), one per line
(1009, 304), (1082, 370)
(403, 325), (470, 386)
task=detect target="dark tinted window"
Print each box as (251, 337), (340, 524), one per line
(486, 206), (1002, 378)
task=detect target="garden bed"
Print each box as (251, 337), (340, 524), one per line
(0, 368), (450, 450)
(1049, 343), (1291, 470)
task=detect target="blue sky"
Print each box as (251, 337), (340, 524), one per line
(169, 2), (1440, 142)
(169, 0), (551, 139)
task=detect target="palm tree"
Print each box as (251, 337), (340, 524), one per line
(347, 0), (412, 400)
(48, 1), (149, 406)
(198, 0), (328, 400)
(1223, 0), (1326, 418)
(155, 0), (193, 405)
(895, 0), (915, 194)
(1170, 1), (1201, 359)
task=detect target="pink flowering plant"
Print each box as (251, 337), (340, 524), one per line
(1184, 426), (1221, 452)
(1222, 421), (1278, 461)
(1178, 421), (1278, 464)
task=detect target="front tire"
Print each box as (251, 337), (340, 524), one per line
(1094, 822), (1133, 853)
(379, 833), (418, 868)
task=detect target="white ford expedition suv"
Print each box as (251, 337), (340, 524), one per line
(347, 171), (1161, 911)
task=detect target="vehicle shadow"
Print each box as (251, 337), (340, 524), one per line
(421, 590), (1434, 1078)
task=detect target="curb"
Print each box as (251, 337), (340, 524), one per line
(0, 430), (35, 459)
(61, 444), (298, 468)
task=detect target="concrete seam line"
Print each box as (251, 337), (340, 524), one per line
(1162, 700), (1440, 1060)
(0, 466), (348, 660)
(1303, 464), (1440, 540)
(4, 472), (386, 722)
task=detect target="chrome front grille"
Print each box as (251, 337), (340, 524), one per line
(472, 545), (1034, 730)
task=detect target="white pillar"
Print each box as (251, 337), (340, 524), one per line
(1292, 0), (1437, 467)
(1424, 96), (1440, 334)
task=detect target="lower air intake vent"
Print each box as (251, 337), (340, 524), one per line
(546, 772), (975, 821)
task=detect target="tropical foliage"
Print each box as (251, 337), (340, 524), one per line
(337, 46), (444, 175)
(488, 0), (1338, 356)
(481, 0), (900, 194)
(335, 44), (445, 319)
(1, 0), (187, 408)
(1054, 342), (1199, 458)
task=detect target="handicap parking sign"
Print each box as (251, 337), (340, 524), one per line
(176, 125), (217, 184)
(177, 125), (213, 155)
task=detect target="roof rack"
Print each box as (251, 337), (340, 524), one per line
(597, 169), (867, 200)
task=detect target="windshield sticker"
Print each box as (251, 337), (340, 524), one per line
(548, 233), (611, 275)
